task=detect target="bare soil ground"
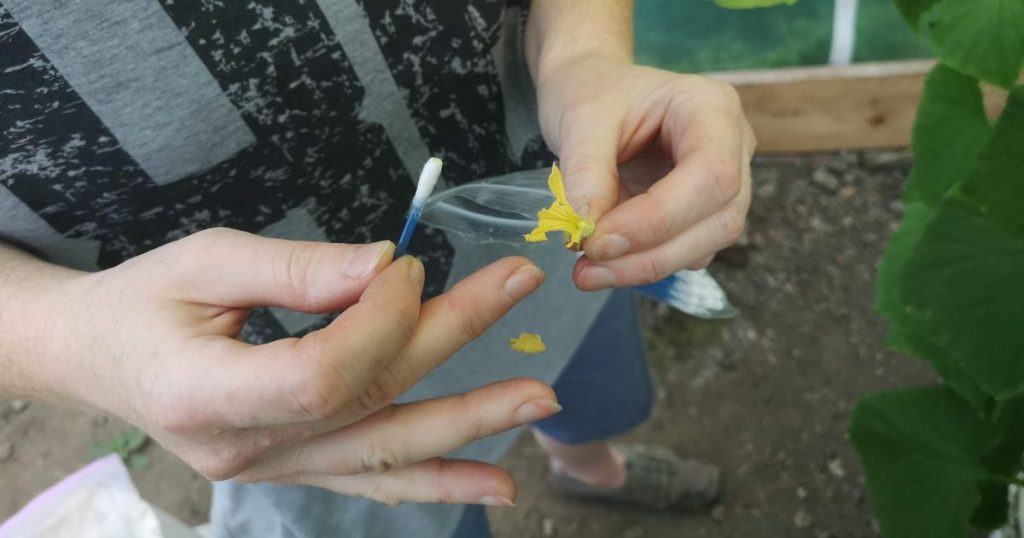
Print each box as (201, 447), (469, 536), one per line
(0, 150), (934, 537)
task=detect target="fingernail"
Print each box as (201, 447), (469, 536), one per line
(591, 234), (630, 260)
(479, 496), (516, 507)
(344, 241), (393, 279)
(514, 399), (563, 425)
(503, 265), (544, 303)
(408, 256), (424, 282)
(580, 266), (616, 289)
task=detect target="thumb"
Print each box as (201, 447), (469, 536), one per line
(164, 228), (394, 312)
(556, 115), (622, 224)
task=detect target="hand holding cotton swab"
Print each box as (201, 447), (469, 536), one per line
(395, 157), (443, 257)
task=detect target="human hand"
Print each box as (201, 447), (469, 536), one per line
(535, 56), (754, 290)
(49, 228), (551, 505)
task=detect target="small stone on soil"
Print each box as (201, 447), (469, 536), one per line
(794, 509), (813, 529)
(796, 487), (807, 499)
(541, 517), (555, 536)
(9, 400), (29, 413)
(711, 503), (726, 521)
(812, 168), (840, 192)
(863, 150), (912, 169)
(827, 458), (846, 479)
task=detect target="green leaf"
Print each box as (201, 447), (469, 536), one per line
(712, 0), (798, 9)
(88, 445), (114, 460)
(128, 453), (150, 470)
(971, 395), (1024, 529)
(124, 429), (149, 452)
(849, 386), (997, 538)
(876, 202), (933, 318)
(985, 395), (1024, 476)
(109, 433), (130, 457)
(893, 322), (991, 409)
(970, 481), (1010, 529)
(894, 0), (942, 32)
(926, 0), (1024, 89)
(900, 88), (1024, 398)
(905, 64), (992, 206)
(902, 199), (1024, 398)
(958, 86), (1024, 235)
(876, 202), (990, 408)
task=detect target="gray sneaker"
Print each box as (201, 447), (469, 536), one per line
(547, 444), (721, 510)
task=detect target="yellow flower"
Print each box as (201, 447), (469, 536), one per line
(524, 163), (595, 250)
(509, 332), (546, 354)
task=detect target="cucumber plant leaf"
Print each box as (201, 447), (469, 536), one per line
(850, 386), (998, 538)
(904, 64), (992, 207)
(893, 0), (942, 32)
(926, 0), (1024, 89)
(875, 65), (995, 408)
(899, 87), (1024, 398)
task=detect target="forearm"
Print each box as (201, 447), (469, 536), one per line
(0, 241), (86, 399)
(524, 0), (635, 81)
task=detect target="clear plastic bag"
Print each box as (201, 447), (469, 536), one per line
(420, 168), (737, 319)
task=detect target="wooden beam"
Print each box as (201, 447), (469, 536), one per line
(706, 60), (1009, 153)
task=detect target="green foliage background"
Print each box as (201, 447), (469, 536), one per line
(635, 1), (1024, 535)
(634, 0), (930, 72)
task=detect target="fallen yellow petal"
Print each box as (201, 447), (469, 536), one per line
(523, 163), (595, 250)
(509, 332), (546, 354)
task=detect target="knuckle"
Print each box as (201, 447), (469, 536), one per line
(277, 243), (320, 310)
(556, 147), (603, 179)
(192, 448), (253, 481)
(364, 483), (402, 506)
(713, 79), (742, 108)
(720, 210), (747, 247)
(353, 376), (398, 417)
(287, 355), (347, 420)
(442, 295), (488, 342)
(705, 155), (742, 204)
(178, 227), (237, 259)
(188, 226), (235, 245)
(745, 121), (758, 151)
(641, 193), (675, 243)
(150, 402), (208, 436)
(455, 393), (490, 442)
(393, 302), (419, 341)
(639, 251), (671, 284)
(360, 439), (401, 474)
(691, 76), (741, 109)
(428, 459), (457, 504)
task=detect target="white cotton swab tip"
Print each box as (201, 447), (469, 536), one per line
(412, 157), (443, 207)
(395, 157), (443, 257)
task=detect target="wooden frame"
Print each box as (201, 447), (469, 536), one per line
(708, 60), (1008, 153)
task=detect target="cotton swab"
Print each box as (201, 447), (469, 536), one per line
(395, 157), (443, 257)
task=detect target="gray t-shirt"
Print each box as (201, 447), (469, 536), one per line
(1, 1), (612, 535)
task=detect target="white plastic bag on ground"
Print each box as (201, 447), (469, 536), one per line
(0, 454), (202, 538)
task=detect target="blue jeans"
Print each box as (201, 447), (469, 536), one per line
(452, 290), (655, 538)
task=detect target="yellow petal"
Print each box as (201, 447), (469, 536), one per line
(548, 163), (568, 205)
(509, 332), (546, 354)
(524, 163), (595, 250)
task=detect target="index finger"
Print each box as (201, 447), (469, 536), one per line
(584, 108), (748, 262)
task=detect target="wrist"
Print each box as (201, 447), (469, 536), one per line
(525, 1), (634, 84)
(0, 246), (93, 403)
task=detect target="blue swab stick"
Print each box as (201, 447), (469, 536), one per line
(395, 157), (443, 257)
